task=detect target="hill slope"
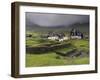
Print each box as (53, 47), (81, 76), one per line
(26, 23), (89, 33)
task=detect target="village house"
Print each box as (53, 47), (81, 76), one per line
(42, 28), (83, 42)
(47, 32), (69, 42)
(70, 28), (83, 39)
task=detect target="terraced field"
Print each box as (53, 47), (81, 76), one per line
(26, 32), (89, 67)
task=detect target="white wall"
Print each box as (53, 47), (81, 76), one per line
(0, 0), (99, 80)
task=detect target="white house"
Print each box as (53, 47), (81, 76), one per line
(45, 32), (72, 42)
(48, 36), (58, 40)
(71, 36), (82, 39)
(59, 36), (69, 42)
(63, 36), (69, 40)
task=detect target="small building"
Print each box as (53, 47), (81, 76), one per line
(70, 28), (83, 39)
(47, 32), (59, 40)
(47, 32), (69, 42)
(48, 36), (59, 40)
(58, 36), (69, 42)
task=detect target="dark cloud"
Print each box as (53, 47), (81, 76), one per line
(26, 12), (89, 27)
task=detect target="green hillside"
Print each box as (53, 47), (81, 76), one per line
(26, 23), (89, 34)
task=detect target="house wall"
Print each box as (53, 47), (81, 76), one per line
(71, 36), (82, 39)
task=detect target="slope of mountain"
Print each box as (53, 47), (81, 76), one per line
(26, 23), (89, 33)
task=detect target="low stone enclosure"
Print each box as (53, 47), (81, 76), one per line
(55, 49), (89, 58)
(26, 43), (89, 58)
(26, 43), (71, 54)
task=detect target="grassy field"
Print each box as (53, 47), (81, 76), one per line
(26, 32), (89, 67)
(26, 53), (89, 67)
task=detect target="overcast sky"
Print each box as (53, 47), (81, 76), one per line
(26, 12), (89, 27)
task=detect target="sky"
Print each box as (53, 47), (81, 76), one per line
(26, 12), (89, 27)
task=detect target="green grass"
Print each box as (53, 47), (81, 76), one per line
(68, 39), (89, 52)
(26, 32), (89, 67)
(26, 53), (89, 67)
(26, 52), (66, 67)
(55, 47), (75, 54)
(73, 57), (89, 64)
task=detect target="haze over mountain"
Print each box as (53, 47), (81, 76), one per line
(26, 22), (89, 33)
(26, 12), (89, 33)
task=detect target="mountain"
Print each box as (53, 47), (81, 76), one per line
(26, 22), (89, 33)
(67, 23), (89, 33)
